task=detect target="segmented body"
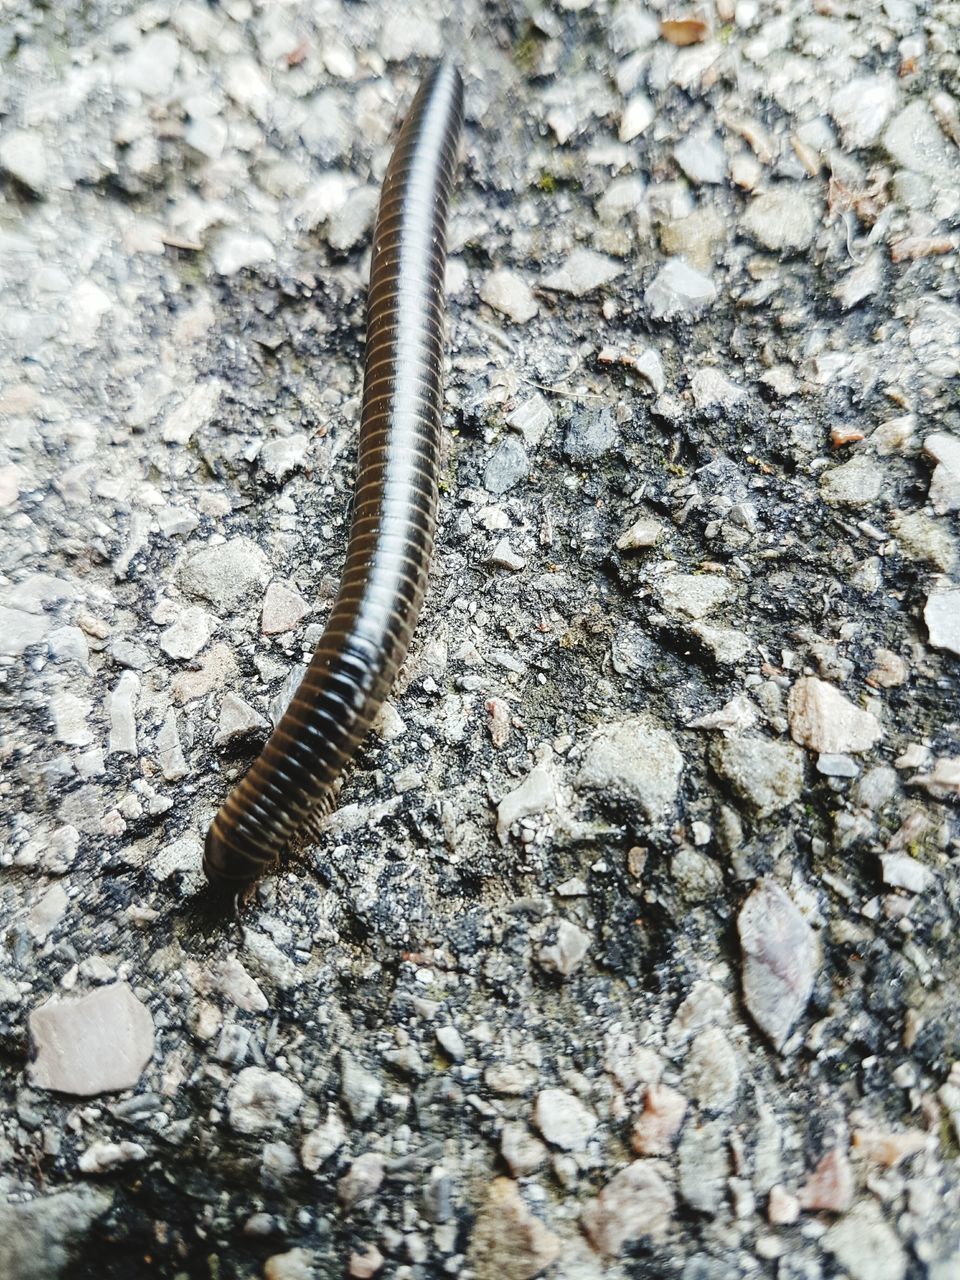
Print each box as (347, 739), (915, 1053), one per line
(203, 62), (464, 892)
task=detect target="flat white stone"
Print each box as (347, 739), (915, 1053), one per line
(29, 982), (155, 1095)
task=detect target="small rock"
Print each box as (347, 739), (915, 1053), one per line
(768, 1185), (800, 1226)
(541, 249), (622, 297)
(690, 622), (752, 664)
(619, 95), (654, 141)
(851, 1127), (928, 1168)
(264, 1249), (315, 1280)
(480, 269), (538, 324)
(0, 1187), (113, 1280)
(327, 187), (379, 252)
(468, 1178), (561, 1280)
(738, 879), (817, 1051)
(301, 1111), (347, 1171)
(27, 883), (68, 942)
(215, 693), (268, 747)
(924, 586), (960, 656)
(582, 1161), (675, 1255)
(156, 710), (189, 781)
(501, 1122), (548, 1176)
(179, 537), (271, 612)
(690, 368), (744, 409)
(436, 1025), (467, 1062)
(211, 231), (274, 275)
(824, 1201), (907, 1280)
(798, 1149), (854, 1213)
(261, 582), (309, 635)
(0, 129), (49, 196)
(819, 455), (885, 507)
(710, 736), (805, 817)
(644, 259), (717, 320)
(484, 436), (530, 495)
(348, 1244), (384, 1279)
(338, 1152), (385, 1210)
(340, 1053), (382, 1122)
(616, 515), (663, 551)
(260, 433), (310, 482)
(49, 692), (93, 747)
(77, 1140), (147, 1174)
(630, 1083), (688, 1156)
(880, 852), (933, 894)
(742, 187), (819, 254)
(489, 537), (526, 570)
(379, 11), (441, 61)
(674, 133), (726, 184)
(108, 670), (139, 756)
(908, 757), (960, 799)
(537, 920), (591, 977)
(506, 394), (552, 445)
(0, 605), (51, 656)
(893, 511), (956, 572)
(496, 763), (557, 843)
(227, 1068), (303, 1134)
(533, 1088), (597, 1151)
(161, 379), (223, 444)
(678, 1120), (728, 1214)
(924, 432), (960, 514)
(160, 606), (215, 660)
(683, 1027), (740, 1111)
(659, 573), (734, 619)
(577, 714), (683, 821)
(884, 100), (953, 178)
(563, 406), (617, 462)
(788, 676), (882, 755)
(29, 982), (155, 1096)
(830, 75), (898, 149)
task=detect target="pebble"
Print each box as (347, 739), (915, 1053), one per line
(29, 982), (154, 1096)
(155, 711), (189, 781)
(215, 693), (268, 747)
(817, 753), (859, 778)
(619, 95), (654, 141)
(678, 1119), (728, 1214)
(924, 432), (960, 514)
(78, 1140), (147, 1174)
(436, 1025), (467, 1062)
(659, 573), (734, 619)
(830, 75), (899, 149)
(479, 269), (538, 324)
(506, 393), (552, 445)
(301, 1111), (347, 1172)
(616, 515), (663, 551)
(683, 1028), (740, 1112)
(0, 129), (49, 196)
(0, 1187), (113, 1280)
(347, 1244), (384, 1279)
(115, 30), (180, 96)
(263, 1249), (315, 1280)
(211, 231), (274, 276)
(536, 920), (591, 977)
(924, 586), (960, 656)
(467, 1178), (560, 1280)
(851, 1127), (928, 1168)
(883, 100), (953, 179)
(261, 582), (309, 635)
(160, 606), (215, 660)
(161, 379), (224, 445)
(533, 1088), (598, 1151)
(489, 537), (526, 570)
(496, 763), (556, 842)
(379, 11), (441, 61)
(674, 133), (726, 184)
(27, 883), (68, 942)
(788, 676), (882, 755)
(107, 670), (139, 755)
(483, 435), (530, 495)
(501, 1122), (548, 1176)
(689, 622), (752, 664)
(184, 115), (227, 160)
(797, 1149), (854, 1213)
(340, 1053), (382, 1122)
(908, 757), (960, 799)
(259, 433), (310, 483)
(819, 455), (885, 507)
(563, 406), (617, 462)
(690, 368), (744, 409)
(738, 879), (817, 1051)
(893, 511), (956, 572)
(338, 1152), (385, 1210)
(576, 713), (683, 821)
(541, 249), (622, 297)
(49, 691), (93, 747)
(582, 1161), (675, 1255)
(644, 259), (717, 320)
(824, 1202), (907, 1280)
(631, 1083), (688, 1156)
(327, 188), (378, 253)
(742, 187), (819, 254)
(881, 852), (933, 894)
(710, 736), (805, 817)
(179, 537), (271, 612)
(227, 1068), (303, 1134)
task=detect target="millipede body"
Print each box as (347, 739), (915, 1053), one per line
(203, 61), (464, 892)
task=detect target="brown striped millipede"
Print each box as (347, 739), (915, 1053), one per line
(203, 61), (464, 894)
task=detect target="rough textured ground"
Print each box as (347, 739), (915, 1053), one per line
(2, 1), (960, 1277)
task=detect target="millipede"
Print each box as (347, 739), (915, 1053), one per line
(203, 60), (465, 895)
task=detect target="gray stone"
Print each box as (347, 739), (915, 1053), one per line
(480, 269), (538, 323)
(577, 714), (683, 821)
(261, 581), (309, 635)
(742, 187), (819, 254)
(582, 1161), (675, 1255)
(215, 691), (268, 748)
(179, 537), (271, 612)
(683, 1028), (739, 1112)
(436, 1025), (467, 1062)
(674, 133), (726, 184)
(678, 1119), (728, 1213)
(483, 435), (530, 495)
(541, 248), (622, 297)
(337, 1151), (385, 1209)
(108, 671), (139, 755)
(161, 379), (223, 444)
(619, 95), (654, 141)
(49, 692), (93, 747)
(830, 75), (899, 149)
(211, 231), (274, 276)
(824, 1201), (907, 1280)
(0, 129), (50, 196)
(819, 455), (884, 507)
(563, 406), (617, 462)
(496, 764), (557, 842)
(467, 1177), (560, 1279)
(893, 510), (956, 571)
(301, 1111), (348, 1171)
(340, 1053), (382, 1122)
(925, 432), (960, 514)
(0, 1187), (113, 1280)
(710, 736), (805, 817)
(884, 100), (954, 178)
(227, 1068), (303, 1134)
(0, 605), (52, 656)
(659, 573), (735, 619)
(739, 879), (817, 1050)
(788, 676), (882, 754)
(161, 606), (215, 661)
(29, 982), (155, 1095)
(533, 1088), (597, 1150)
(644, 259), (717, 320)
(156, 710), (189, 781)
(925, 587), (960, 656)
(537, 920), (591, 977)
(327, 187), (378, 253)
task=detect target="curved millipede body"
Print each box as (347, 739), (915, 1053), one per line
(203, 61), (464, 892)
